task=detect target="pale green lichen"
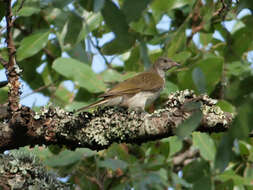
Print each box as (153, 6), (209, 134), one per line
(167, 89), (196, 107)
(81, 107), (143, 146)
(0, 152), (70, 189)
(201, 104), (228, 126)
(166, 90), (230, 127)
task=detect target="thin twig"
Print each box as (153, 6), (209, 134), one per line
(212, 0), (228, 19)
(21, 82), (55, 99)
(0, 81), (8, 88)
(16, 0), (26, 13)
(85, 175), (104, 190)
(1, 0), (26, 35)
(92, 36), (112, 68)
(81, 12), (112, 69)
(5, 0), (20, 114)
(44, 48), (56, 59)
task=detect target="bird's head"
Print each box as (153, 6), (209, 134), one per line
(153, 57), (179, 71)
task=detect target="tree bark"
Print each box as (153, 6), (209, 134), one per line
(0, 90), (233, 152)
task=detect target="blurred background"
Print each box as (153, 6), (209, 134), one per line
(0, 0), (253, 189)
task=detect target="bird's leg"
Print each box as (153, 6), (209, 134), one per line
(128, 106), (148, 118)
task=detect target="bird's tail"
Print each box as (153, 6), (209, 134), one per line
(75, 99), (108, 113)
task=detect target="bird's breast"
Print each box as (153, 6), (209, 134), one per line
(121, 89), (162, 109)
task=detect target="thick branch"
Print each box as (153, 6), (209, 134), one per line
(0, 90), (233, 152)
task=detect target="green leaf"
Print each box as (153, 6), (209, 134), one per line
(238, 141), (250, 156)
(98, 158), (128, 171)
(231, 27), (253, 59)
(18, 7), (40, 17)
(230, 16), (253, 60)
(51, 0), (73, 8)
(44, 8), (68, 29)
(44, 150), (83, 167)
(101, 37), (135, 55)
(165, 136), (183, 157)
(193, 176), (212, 190)
(151, 0), (191, 13)
(215, 134), (234, 172)
(130, 12), (157, 35)
(239, 0), (253, 11)
(178, 56), (223, 94)
(124, 46), (143, 72)
(176, 107), (202, 139)
(132, 171), (164, 189)
(140, 40), (151, 69)
(0, 87), (8, 104)
(64, 12), (83, 47)
(162, 81), (179, 95)
(101, 0), (136, 54)
(100, 69), (124, 83)
(78, 0), (93, 11)
(192, 132), (216, 161)
(67, 42), (89, 63)
(183, 159), (210, 183)
(122, 0), (152, 23)
(172, 173), (192, 188)
(101, 0), (128, 37)
(78, 12), (102, 45)
(0, 2), (6, 21)
(17, 30), (50, 61)
(171, 51), (191, 63)
(19, 53), (48, 94)
(216, 170), (252, 186)
(216, 100), (236, 113)
(226, 61), (251, 77)
(52, 83), (73, 107)
(52, 58), (106, 92)
(166, 22), (187, 56)
(192, 67), (207, 94)
(93, 0), (105, 12)
(199, 32), (213, 46)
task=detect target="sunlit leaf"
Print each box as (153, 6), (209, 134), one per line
(216, 100), (236, 113)
(163, 136), (182, 157)
(52, 58), (106, 92)
(18, 7), (40, 17)
(216, 170), (252, 186)
(17, 30), (50, 61)
(44, 150), (83, 167)
(98, 158), (128, 171)
(176, 106), (202, 139)
(93, 0), (105, 12)
(178, 56), (223, 94)
(192, 132), (216, 161)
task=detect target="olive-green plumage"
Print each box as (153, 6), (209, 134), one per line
(76, 57), (179, 112)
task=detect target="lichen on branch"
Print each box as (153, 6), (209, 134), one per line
(0, 90), (233, 152)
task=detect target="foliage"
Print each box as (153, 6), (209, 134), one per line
(1, 0), (253, 189)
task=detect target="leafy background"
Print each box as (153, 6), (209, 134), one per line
(0, 0), (253, 189)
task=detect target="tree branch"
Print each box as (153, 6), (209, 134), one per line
(0, 90), (233, 152)
(4, 0), (21, 115)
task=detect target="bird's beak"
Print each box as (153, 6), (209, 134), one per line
(172, 61), (180, 67)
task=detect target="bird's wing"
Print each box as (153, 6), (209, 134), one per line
(99, 72), (164, 97)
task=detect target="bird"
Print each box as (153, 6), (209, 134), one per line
(76, 57), (179, 112)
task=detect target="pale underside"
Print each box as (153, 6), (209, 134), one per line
(99, 71), (165, 109)
(103, 89), (162, 109)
